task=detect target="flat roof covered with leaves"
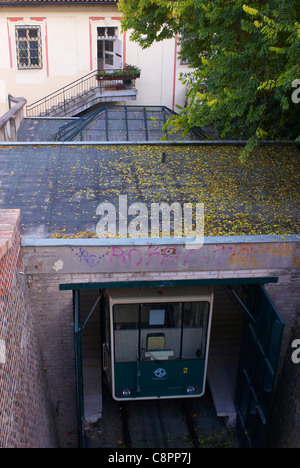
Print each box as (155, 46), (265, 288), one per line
(0, 143), (299, 239)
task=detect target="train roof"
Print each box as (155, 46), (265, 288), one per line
(105, 285), (213, 304)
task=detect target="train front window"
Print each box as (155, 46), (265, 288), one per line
(113, 301), (210, 363)
(140, 303), (182, 361)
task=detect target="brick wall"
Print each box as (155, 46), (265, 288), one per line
(0, 210), (22, 300)
(0, 210), (57, 448)
(23, 278), (77, 448)
(266, 270), (300, 357)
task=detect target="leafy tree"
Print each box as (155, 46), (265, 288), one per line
(119, 0), (300, 155)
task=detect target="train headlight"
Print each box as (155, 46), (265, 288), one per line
(122, 388), (131, 397)
(186, 385), (196, 394)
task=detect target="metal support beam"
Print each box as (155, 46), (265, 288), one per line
(143, 107), (148, 141)
(229, 286), (257, 323)
(74, 290), (85, 448)
(125, 106), (129, 141)
(82, 293), (102, 330)
(105, 106), (109, 141)
(60, 277), (278, 291)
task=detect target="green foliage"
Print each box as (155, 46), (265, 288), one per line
(96, 64), (141, 77)
(119, 0), (300, 156)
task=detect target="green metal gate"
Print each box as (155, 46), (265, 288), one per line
(234, 284), (284, 448)
(74, 291), (85, 448)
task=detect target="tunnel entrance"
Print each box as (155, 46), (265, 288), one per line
(72, 279), (283, 448)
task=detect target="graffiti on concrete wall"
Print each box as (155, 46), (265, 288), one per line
(40, 241), (300, 274)
(21, 240), (300, 275)
(70, 247), (110, 268)
(228, 243), (298, 268)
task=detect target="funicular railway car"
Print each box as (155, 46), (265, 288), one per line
(102, 286), (214, 400)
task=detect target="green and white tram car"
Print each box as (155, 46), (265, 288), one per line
(102, 286), (214, 400)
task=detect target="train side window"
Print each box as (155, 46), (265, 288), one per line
(182, 302), (210, 359)
(114, 303), (139, 329)
(113, 304), (139, 363)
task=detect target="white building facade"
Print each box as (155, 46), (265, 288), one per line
(0, 0), (190, 117)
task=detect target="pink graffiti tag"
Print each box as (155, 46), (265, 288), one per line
(109, 246), (126, 264)
(213, 246), (233, 264)
(160, 246), (178, 267)
(146, 245), (161, 266)
(128, 248), (143, 266)
(108, 245), (180, 268)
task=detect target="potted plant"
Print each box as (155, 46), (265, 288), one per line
(123, 63), (141, 78)
(95, 64), (141, 81)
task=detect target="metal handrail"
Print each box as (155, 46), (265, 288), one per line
(26, 69), (138, 118)
(26, 70), (98, 117)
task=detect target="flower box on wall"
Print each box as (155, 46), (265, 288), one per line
(96, 75), (139, 82)
(95, 64), (141, 82)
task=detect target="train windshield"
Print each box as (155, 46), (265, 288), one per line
(113, 301), (210, 363)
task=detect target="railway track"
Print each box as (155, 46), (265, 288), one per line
(120, 399), (203, 448)
(85, 385), (236, 448)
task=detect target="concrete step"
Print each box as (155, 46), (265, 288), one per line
(207, 361), (238, 429)
(83, 365), (103, 424)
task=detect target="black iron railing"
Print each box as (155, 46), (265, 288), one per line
(26, 70), (98, 117)
(26, 69), (137, 117)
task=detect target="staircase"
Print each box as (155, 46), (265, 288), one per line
(26, 70), (138, 118)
